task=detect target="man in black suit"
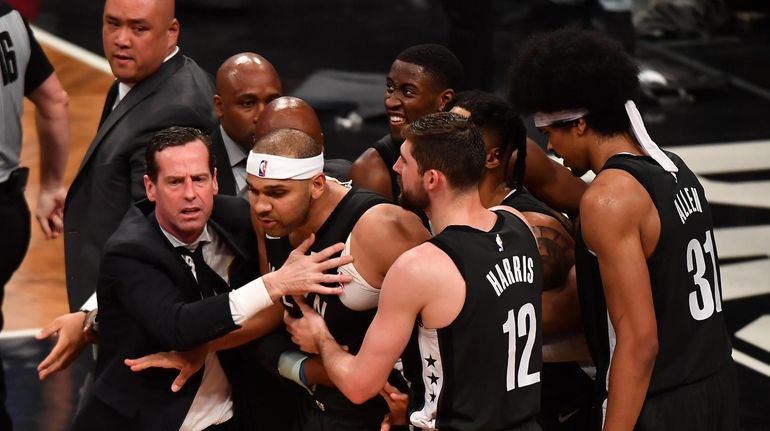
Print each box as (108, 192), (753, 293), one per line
(211, 52), (281, 197)
(70, 126), (352, 430)
(37, 0), (220, 378)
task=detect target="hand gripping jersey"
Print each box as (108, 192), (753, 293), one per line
(403, 210), (544, 431)
(575, 152), (733, 408)
(266, 188), (395, 419)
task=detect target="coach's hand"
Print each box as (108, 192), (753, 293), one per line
(36, 311), (89, 380)
(263, 234), (352, 301)
(124, 344), (208, 392)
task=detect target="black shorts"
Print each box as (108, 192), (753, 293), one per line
(617, 363), (738, 431)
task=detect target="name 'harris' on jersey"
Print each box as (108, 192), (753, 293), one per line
(404, 210), (544, 431)
(576, 152), (733, 403)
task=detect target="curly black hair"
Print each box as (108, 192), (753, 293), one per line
(396, 43), (465, 91)
(508, 27), (639, 135)
(447, 90), (527, 190)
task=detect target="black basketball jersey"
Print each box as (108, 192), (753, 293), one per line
(403, 210), (543, 431)
(501, 188), (572, 234)
(372, 134), (402, 199)
(575, 152), (733, 402)
(265, 188), (392, 417)
(502, 189), (591, 428)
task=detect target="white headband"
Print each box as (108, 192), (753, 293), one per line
(246, 152), (324, 180)
(534, 101), (678, 176)
(624, 100), (678, 175)
(533, 109), (588, 128)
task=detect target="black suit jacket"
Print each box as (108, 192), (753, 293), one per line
(63, 51), (218, 311)
(211, 127), (239, 197)
(70, 196), (269, 430)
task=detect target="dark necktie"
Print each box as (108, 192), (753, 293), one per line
(98, 82), (119, 128)
(177, 244), (229, 298)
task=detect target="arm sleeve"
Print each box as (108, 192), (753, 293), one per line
(102, 252), (238, 351)
(23, 20), (53, 95)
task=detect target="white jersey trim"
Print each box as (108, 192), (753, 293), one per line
(602, 310), (618, 429)
(409, 324), (445, 429)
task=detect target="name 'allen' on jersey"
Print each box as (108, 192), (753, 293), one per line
(486, 255), (535, 297)
(674, 186), (704, 225)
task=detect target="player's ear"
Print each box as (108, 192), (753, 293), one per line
(486, 147), (501, 169)
(437, 89), (455, 112)
(424, 169), (439, 191)
(574, 117), (588, 136)
(309, 173), (326, 199)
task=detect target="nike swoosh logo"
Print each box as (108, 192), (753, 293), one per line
(558, 408), (580, 423)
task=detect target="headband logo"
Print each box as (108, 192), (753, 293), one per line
(258, 160), (268, 177)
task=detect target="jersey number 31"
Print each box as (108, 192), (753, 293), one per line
(687, 229), (722, 321)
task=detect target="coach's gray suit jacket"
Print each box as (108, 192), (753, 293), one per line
(63, 51), (217, 311)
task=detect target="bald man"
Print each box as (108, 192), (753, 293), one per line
(212, 52), (282, 196)
(38, 0), (218, 380)
(255, 96), (351, 181)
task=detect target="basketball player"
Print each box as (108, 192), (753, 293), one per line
(287, 112), (544, 430)
(509, 27), (737, 430)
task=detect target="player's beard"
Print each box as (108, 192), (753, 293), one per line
(398, 182), (429, 214)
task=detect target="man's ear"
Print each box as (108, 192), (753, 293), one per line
(212, 168), (219, 195)
(144, 174), (157, 202)
(213, 95), (223, 119)
(310, 173), (326, 199)
(574, 117), (588, 136)
(485, 147), (502, 169)
(423, 169), (440, 192)
(167, 18), (180, 48)
(437, 89), (455, 112)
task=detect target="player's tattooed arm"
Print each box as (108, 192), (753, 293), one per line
(526, 212), (575, 289)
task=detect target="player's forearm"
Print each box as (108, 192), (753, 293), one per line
(603, 337), (657, 430)
(317, 334), (380, 404)
(208, 303), (283, 352)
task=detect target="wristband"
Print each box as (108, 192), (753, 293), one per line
(278, 350), (312, 393)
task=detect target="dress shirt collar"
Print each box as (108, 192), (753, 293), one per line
(159, 223), (212, 252)
(220, 126), (249, 168)
(115, 46), (180, 105)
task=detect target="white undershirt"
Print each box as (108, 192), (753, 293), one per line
(161, 225), (233, 431)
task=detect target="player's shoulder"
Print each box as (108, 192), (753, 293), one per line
(390, 241), (452, 280)
(581, 169), (648, 218)
(357, 203), (427, 238)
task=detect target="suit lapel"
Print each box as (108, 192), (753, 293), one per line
(211, 128), (238, 196)
(77, 52), (187, 174)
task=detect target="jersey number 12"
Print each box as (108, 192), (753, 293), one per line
(502, 302), (540, 391)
